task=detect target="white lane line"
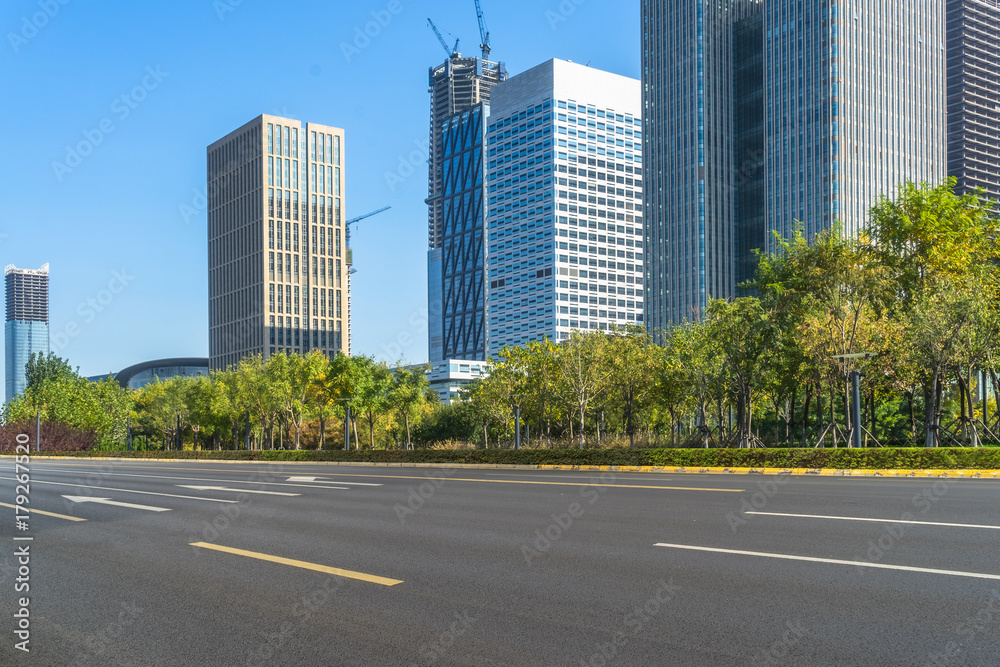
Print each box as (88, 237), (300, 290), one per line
(177, 485), (304, 496)
(745, 511), (1000, 530)
(63, 495), (170, 512)
(11, 470), (367, 490)
(30, 479), (239, 503)
(653, 543), (1000, 581)
(286, 476), (380, 486)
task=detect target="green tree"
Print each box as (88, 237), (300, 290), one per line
(604, 326), (658, 448)
(388, 363), (430, 448)
(25, 352), (77, 392)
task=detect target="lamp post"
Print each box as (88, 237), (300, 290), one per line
(335, 398), (354, 451)
(514, 404), (521, 450)
(832, 353), (873, 449)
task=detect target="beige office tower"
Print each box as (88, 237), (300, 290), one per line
(208, 114), (347, 371)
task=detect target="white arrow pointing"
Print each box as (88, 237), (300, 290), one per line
(176, 485), (300, 496)
(62, 495), (170, 512)
(286, 476), (381, 486)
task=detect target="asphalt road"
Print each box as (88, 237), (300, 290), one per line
(2, 458), (999, 666)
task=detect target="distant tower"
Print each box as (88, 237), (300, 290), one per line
(947, 0), (1000, 202)
(427, 53), (506, 362)
(5, 263), (50, 402)
(207, 114), (348, 371)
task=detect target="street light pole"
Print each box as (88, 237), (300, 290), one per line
(345, 403), (352, 451)
(514, 405), (521, 450)
(832, 352), (872, 449)
(850, 370), (863, 449)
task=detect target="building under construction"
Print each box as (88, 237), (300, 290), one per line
(426, 55), (506, 250)
(426, 51), (507, 363)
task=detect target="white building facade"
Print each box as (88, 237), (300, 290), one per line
(486, 59), (644, 355)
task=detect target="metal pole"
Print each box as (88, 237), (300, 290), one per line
(245, 411), (250, 450)
(176, 414), (181, 451)
(345, 404), (351, 451)
(851, 371), (863, 449)
(36, 412), (40, 452)
(127, 415), (132, 451)
(983, 371), (989, 428)
(515, 406), (521, 450)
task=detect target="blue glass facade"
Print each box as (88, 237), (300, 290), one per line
(438, 104), (489, 360)
(643, 0), (945, 328)
(426, 55), (506, 362)
(5, 264), (50, 402)
(5, 321), (48, 401)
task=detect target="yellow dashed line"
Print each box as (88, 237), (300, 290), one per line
(0, 501), (86, 522)
(190, 542), (403, 586)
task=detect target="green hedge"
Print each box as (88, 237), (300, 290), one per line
(18, 447), (1000, 469)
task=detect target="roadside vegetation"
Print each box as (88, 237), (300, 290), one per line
(3, 179), (998, 453)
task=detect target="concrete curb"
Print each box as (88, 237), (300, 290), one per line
(7, 456), (1000, 478)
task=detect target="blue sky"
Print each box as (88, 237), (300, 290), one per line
(0, 0), (639, 378)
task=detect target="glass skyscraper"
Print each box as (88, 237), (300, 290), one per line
(5, 263), (50, 402)
(427, 54), (506, 362)
(643, 0), (946, 328)
(438, 103), (490, 360)
(947, 0), (1000, 202)
(487, 59), (644, 354)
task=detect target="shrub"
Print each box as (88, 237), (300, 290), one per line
(0, 421), (97, 452)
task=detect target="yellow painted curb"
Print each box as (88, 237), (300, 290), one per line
(535, 464), (1000, 478)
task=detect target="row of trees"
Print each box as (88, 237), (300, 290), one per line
(4, 180), (996, 450)
(464, 180), (1000, 448)
(4, 351), (435, 450)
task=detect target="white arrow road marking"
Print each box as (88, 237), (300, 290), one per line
(286, 476), (381, 486)
(62, 495), (170, 512)
(176, 485), (301, 496)
(33, 479), (239, 503)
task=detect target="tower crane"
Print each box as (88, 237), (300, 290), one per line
(426, 18), (460, 58)
(473, 0), (491, 60)
(345, 206), (390, 274)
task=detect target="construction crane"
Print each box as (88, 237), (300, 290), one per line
(474, 0), (491, 60)
(345, 206), (390, 273)
(426, 18), (459, 58)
